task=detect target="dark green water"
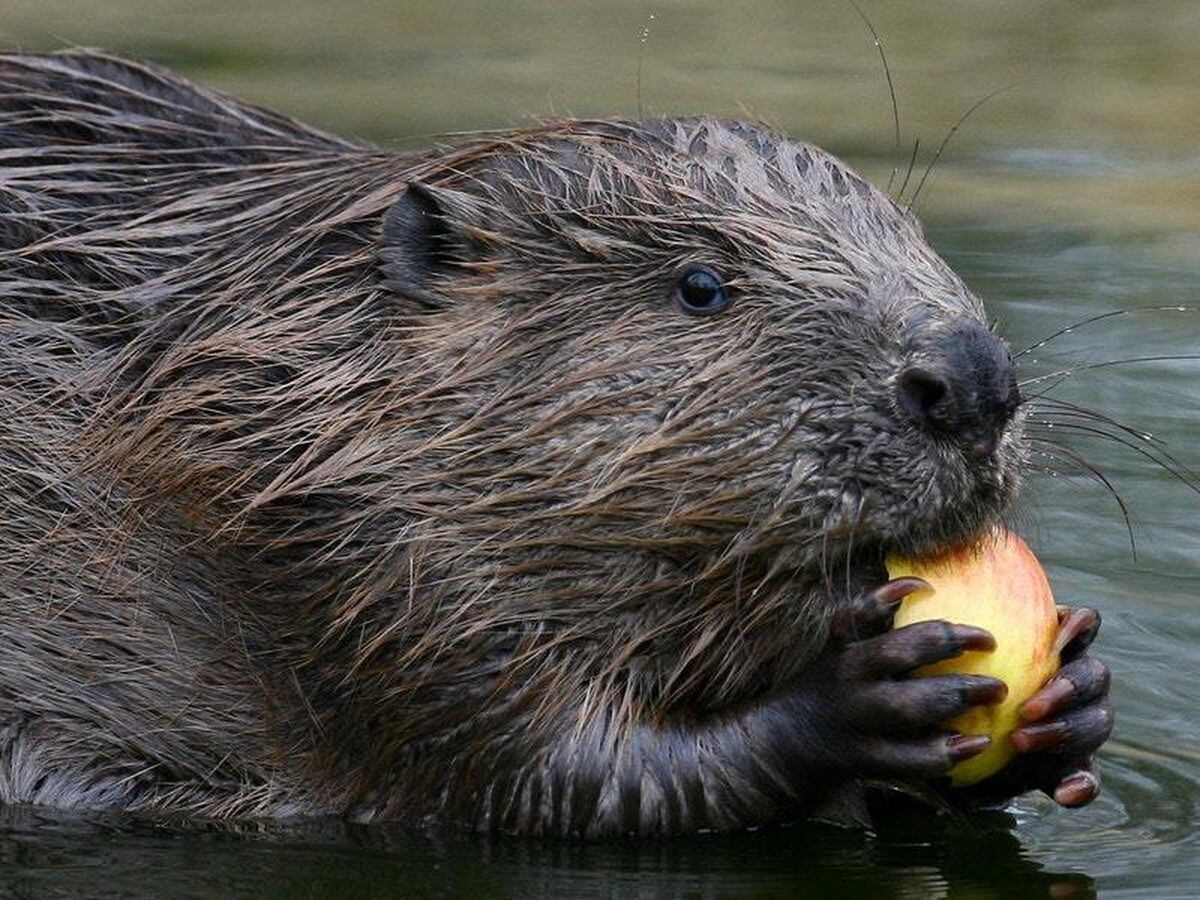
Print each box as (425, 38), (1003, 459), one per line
(2, 1), (1198, 897)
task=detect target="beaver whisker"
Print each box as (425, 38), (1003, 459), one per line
(848, 0), (903, 195)
(1020, 353), (1200, 392)
(896, 136), (922, 201)
(1022, 408), (1200, 494)
(906, 82), (1022, 211)
(1028, 396), (1199, 485)
(841, 491), (868, 610)
(1028, 395), (1166, 448)
(1027, 437), (1137, 555)
(1030, 418), (1200, 497)
(1013, 305), (1197, 360)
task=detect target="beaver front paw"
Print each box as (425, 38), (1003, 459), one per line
(800, 578), (1008, 779)
(958, 605), (1113, 808)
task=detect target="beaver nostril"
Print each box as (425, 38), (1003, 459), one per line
(897, 324), (1020, 459)
(896, 367), (951, 426)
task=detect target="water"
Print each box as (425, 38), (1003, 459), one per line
(2, 1), (1198, 897)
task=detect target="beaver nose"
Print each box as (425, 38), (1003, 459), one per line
(896, 324), (1021, 459)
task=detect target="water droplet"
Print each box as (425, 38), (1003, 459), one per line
(639, 14), (656, 44)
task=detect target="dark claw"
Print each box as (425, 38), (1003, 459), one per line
(861, 733), (988, 778)
(947, 733), (991, 764)
(1054, 606), (1101, 662)
(1010, 720), (1067, 753)
(1020, 656), (1111, 722)
(1012, 699), (1113, 756)
(865, 674), (1007, 731)
(854, 620), (995, 678)
(831, 578), (928, 643)
(1050, 761), (1102, 807)
(1019, 675), (1076, 723)
(960, 675), (1009, 708)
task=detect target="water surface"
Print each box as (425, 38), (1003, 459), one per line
(1, 2), (1198, 897)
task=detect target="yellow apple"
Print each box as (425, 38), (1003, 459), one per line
(886, 528), (1060, 786)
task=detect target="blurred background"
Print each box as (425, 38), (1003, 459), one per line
(2, 2), (1198, 898)
(5, 0), (1200, 237)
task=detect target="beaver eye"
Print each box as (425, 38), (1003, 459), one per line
(673, 266), (731, 317)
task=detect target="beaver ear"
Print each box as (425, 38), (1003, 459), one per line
(380, 182), (474, 304)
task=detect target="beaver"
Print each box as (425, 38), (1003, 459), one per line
(0, 50), (1112, 835)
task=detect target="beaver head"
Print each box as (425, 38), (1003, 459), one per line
(380, 118), (1024, 569)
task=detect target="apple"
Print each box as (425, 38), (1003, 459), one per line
(886, 527), (1060, 786)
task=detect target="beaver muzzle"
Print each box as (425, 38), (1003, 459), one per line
(896, 322), (1021, 460)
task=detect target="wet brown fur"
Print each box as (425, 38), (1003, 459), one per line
(0, 51), (1025, 832)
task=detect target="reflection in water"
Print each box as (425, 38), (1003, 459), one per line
(0, 803), (1098, 900)
(1, 1), (1198, 897)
